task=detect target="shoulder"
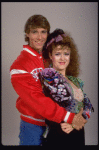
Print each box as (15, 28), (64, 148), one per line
(10, 45), (40, 72)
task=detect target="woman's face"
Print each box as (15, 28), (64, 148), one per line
(49, 45), (70, 75)
(26, 28), (48, 52)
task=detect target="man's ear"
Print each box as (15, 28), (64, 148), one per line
(49, 52), (52, 60)
(26, 33), (29, 37)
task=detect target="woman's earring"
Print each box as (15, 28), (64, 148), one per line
(49, 63), (53, 68)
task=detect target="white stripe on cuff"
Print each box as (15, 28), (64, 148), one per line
(64, 112), (70, 122)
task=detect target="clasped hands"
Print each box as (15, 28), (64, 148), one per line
(61, 108), (87, 134)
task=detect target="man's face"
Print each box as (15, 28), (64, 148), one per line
(26, 28), (48, 52)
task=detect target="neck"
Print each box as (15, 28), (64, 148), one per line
(56, 69), (66, 77)
(29, 44), (42, 54)
(38, 50), (42, 54)
(60, 71), (66, 77)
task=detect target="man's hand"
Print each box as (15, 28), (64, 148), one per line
(72, 108), (87, 130)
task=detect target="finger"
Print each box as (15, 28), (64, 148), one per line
(62, 125), (73, 130)
(78, 108), (83, 116)
(73, 125), (80, 131)
(61, 126), (70, 130)
(83, 119), (87, 124)
(62, 128), (66, 132)
(60, 123), (66, 128)
(63, 128), (73, 134)
(77, 124), (84, 130)
(60, 123), (69, 126)
(76, 127), (80, 131)
(60, 123), (64, 126)
(60, 123), (70, 128)
(68, 128), (74, 133)
(63, 128), (70, 133)
(79, 125), (83, 130)
(61, 124), (67, 129)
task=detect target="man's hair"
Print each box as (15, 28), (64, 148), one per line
(24, 15), (50, 43)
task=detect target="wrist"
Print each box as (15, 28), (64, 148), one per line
(64, 112), (75, 124)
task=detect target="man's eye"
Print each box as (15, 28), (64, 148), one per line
(31, 30), (37, 33)
(42, 30), (47, 33)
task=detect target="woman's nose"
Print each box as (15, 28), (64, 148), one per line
(60, 54), (65, 60)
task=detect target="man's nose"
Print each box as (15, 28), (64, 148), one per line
(37, 33), (42, 40)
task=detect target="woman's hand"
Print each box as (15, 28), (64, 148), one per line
(60, 123), (74, 134)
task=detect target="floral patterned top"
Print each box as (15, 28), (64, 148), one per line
(39, 68), (94, 120)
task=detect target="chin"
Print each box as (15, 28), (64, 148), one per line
(35, 47), (42, 51)
(57, 68), (65, 71)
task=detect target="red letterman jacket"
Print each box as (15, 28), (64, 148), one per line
(10, 45), (75, 126)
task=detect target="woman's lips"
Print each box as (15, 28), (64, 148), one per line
(59, 62), (65, 65)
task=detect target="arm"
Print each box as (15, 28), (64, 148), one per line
(10, 71), (75, 124)
(82, 93), (94, 119)
(61, 108), (87, 133)
(38, 68), (88, 130)
(77, 77), (94, 119)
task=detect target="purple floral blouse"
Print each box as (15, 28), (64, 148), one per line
(39, 68), (94, 120)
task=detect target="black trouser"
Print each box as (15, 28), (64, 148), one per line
(43, 120), (85, 147)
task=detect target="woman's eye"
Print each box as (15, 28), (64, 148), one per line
(64, 53), (70, 55)
(55, 53), (60, 56)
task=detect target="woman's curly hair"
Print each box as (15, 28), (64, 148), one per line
(42, 29), (80, 77)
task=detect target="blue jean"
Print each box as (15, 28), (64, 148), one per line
(19, 120), (46, 145)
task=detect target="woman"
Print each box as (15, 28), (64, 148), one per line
(40, 29), (94, 146)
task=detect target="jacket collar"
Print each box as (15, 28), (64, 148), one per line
(23, 45), (42, 58)
(67, 75), (84, 89)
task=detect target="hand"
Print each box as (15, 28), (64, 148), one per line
(72, 108), (87, 130)
(60, 123), (74, 134)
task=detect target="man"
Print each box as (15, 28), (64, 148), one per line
(10, 15), (86, 145)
